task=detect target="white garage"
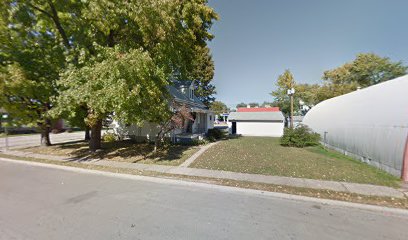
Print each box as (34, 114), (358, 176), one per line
(228, 112), (285, 137)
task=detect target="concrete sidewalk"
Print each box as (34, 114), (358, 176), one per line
(0, 131), (85, 150)
(2, 149), (407, 199)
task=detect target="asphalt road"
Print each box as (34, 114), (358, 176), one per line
(0, 131), (85, 150)
(1, 160), (408, 240)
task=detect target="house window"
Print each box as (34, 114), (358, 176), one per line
(190, 89), (193, 99)
(209, 115), (212, 121)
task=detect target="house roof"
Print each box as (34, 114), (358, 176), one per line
(229, 111), (285, 121)
(167, 84), (207, 110)
(237, 107), (280, 112)
(172, 80), (193, 89)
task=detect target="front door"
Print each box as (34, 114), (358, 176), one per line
(232, 122), (237, 134)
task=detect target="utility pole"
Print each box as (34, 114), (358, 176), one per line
(287, 88), (295, 128)
(290, 93), (294, 128)
(2, 113), (9, 150)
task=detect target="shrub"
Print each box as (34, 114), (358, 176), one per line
(280, 125), (320, 148)
(207, 128), (226, 142)
(102, 132), (118, 142)
(192, 139), (208, 146)
(176, 138), (208, 146)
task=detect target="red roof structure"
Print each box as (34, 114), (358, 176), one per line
(237, 107), (280, 112)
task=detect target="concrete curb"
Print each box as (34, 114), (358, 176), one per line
(1, 157), (408, 216)
(1, 149), (405, 198)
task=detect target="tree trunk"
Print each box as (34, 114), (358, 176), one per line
(153, 144), (158, 153)
(47, 0), (71, 49)
(154, 129), (164, 153)
(153, 138), (159, 153)
(89, 119), (102, 151)
(85, 126), (91, 141)
(40, 119), (52, 146)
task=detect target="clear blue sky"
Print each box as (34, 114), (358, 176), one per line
(207, 0), (408, 108)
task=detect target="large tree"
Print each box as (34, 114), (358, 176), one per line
(52, 47), (169, 150)
(321, 53), (407, 99)
(294, 83), (320, 108)
(1, 0), (218, 150)
(0, 1), (66, 145)
(49, 0), (218, 151)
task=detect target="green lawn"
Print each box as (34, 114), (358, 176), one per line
(21, 140), (200, 166)
(190, 137), (400, 187)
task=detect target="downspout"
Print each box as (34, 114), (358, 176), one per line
(402, 134), (408, 182)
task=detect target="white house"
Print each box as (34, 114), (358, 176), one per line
(113, 81), (214, 143)
(228, 111), (285, 137)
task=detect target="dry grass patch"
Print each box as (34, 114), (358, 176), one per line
(20, 140), (200, 166)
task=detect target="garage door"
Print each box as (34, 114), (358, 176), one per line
(236, 121), (284, 137)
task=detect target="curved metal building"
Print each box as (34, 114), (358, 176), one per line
(303, 75), (408, 179)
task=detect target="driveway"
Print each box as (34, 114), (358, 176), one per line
(0, 131), (85, 150)
(0, 160), (407, 240)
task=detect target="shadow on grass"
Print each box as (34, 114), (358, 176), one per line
(55, 140), (86, 146)
(227, 134), (242, 139)
(207, 134), (242, 143)
(52, 140), (192, 164)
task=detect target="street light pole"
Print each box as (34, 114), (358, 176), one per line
(290, 93), (294, 128)
(287, 88), (295, 128)
(2, 113), (8, 150)
(4, 123), (8, 151)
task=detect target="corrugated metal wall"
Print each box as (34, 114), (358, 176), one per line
(303, 75), (408, 177)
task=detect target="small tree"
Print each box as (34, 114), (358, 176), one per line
(210, 101), (228, 115)
(236, 103), (247, 108)
(153, 103), (193, 152)
(248, 102), (259, 108)
(270, 69), (296, 116)
(260, 101), (275, 107)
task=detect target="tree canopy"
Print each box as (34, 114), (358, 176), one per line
(210, 101), (228, 115)
(0, 0), (218, 150)
(0, 0), (67, 145)
(271, 54), (408, 116)
(248, 102), (259, 108)
(236, 102), (247, 109)
(321, 53), (407, 99)
(191, 46), (216, 106)
(270, 70), (296, 116)
(52, 46), (169, 127)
